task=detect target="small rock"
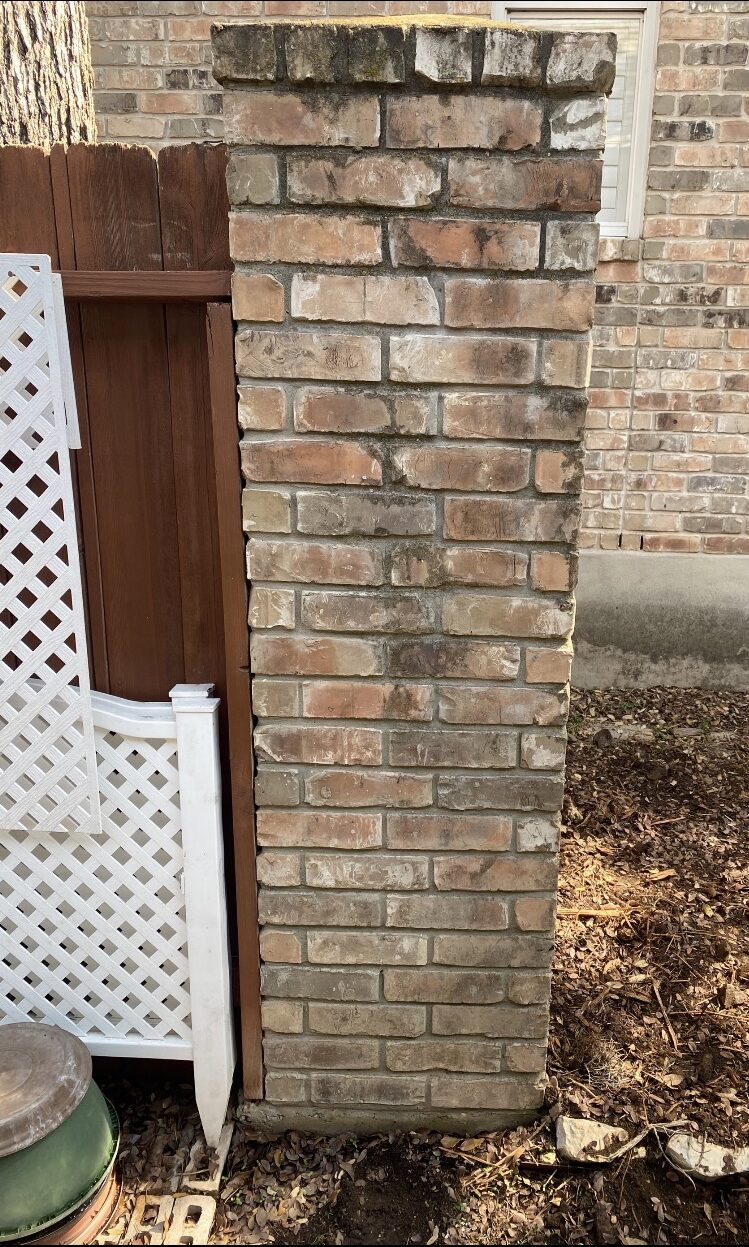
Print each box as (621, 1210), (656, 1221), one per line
(666, 1133), (749, 1182)
(555, 1116), (630, 1163)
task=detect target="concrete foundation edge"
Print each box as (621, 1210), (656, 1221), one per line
(236, 1100), (538, 1137)
(573, 550), (749, 689)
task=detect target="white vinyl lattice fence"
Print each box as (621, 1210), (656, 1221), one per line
(0, 256), (235, 1148)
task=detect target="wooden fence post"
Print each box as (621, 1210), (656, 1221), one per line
(171, 683), (235, 1148)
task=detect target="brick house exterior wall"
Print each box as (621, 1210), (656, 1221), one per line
(217, 14), (611, 1129)
(86, 0), (749, 563)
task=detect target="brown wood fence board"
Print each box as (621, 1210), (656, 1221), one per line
(66, 144), (164, 271)
(158, 144), (231, 272)
(0, 147), (59, 263)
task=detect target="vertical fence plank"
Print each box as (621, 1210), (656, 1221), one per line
(66, 145), (185, 700)
(206, 301), (262, 1100)
(0, 147), (59, 262)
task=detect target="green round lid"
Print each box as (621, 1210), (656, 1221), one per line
(0, 1024), (92, 1158)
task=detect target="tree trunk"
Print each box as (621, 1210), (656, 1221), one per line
(1, 1), (95, 147)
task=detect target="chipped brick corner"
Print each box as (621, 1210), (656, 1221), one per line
(215, 16), (615, 1134)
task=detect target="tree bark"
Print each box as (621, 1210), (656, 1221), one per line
(1, 1), (95, 147)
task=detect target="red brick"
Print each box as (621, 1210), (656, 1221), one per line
(387, 814), (512, 852)
(297, 491), (436, 537)
(386, 94), (542, 150)
(305, 854), (428, 891)
(302, 681), (432, 722)
(530, 552), (574, 592)
(525, 647), (572, 684)
(443, 594), (573, 640)
(386, 894), (509, 931)
(302, 590), (432, 634)
(391, 545), (526, 589)
(236, 330), (381, 383)
(540, 338), (591, 388)
(232, 272), (284, 322)
(388, 638), (520, 680)
(390, 218), (539, 271)
(389, 729), (516, 769)
(295, 388), (435, 436)
(248, 539), (383, 586)
(434, 854), (558, 892)
(443, 391), (586, 441)
(242, 439), (381, 485)
(258, 891), (381, 928)
(255, 724), (382, 766)
(392, 445), (530, 492)
(257, 809), (382, 849)
(291, 274), (439, 326)
(257, 851), (301, 887)
(251, 636), (383, 677)
(439, 687), (567, 726)
(384, 968), (505, 1004)
(288, 153), (441, 208)
(437, 773), (563, 812)
(535, 449), (581, 494)
(260, 930), (303, 964)
(306, 770), (433, 809)
(231, 211), (381, 265)
(448, 155), (602, 211)
(308, 932), (427, 967)
(515, 897), (555, 931)
(224, 90), (379, 146)
(389, 334), (536, 386)
(444, 279), (595, 332)
(444, 498), (579, 543)
(238, 386), (286, 432)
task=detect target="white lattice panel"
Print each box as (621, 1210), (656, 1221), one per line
(0, 696), (191, 1053)
(0, 253), (99, 834)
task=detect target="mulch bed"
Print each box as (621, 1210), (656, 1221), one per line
(97, 688), (749, 1246)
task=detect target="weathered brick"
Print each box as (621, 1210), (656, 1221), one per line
(545, 221), (600, 272)
(243, 488), (291, 533)
(384, 968), (505, 1004)
(309, 1003), (426, 1038)
(232, 272), (284, 322)
(255, 769), (301, 808)
(433, 934), (553, 968)
(227, 152), (279, 205)
(387, 1039), (502, 1073)
(386, 93), (542, 151)
(392, 445), (530, 492)
(525, 647), (573, 685)
(295, 388), (435, 436)
(238, 386), (286, 432)
(264, 1072), (308, 1103)
(386, 895), (509, 931)
(540, 339), (592, 388)
(431, 1076), (543, 1111)
(242, 439), (381, 485)
(249, 539), (383, 586)
(414, 26), (473, 85)
(212, 23), (276, 82)
(255, 724), (382, 766)
(448, 156), (602, 212)
(262, 1000), (304, 1034)
(389, 638), (520, 680)
(521, 733), (567, 771)
(291, 274), (439, 326)
(390, 218), (540, 271)
(311, 1073), (425, 1106)
(443, 595), (574, 640)
(224, 90), (379, 147)
(251, 636), (383, 676)
(391, 545), (526, 589)
(530, 552), (574, 592)
(265, 1036), (378, 1071)
(433, 1005), (548, 1038)
(444, 498), (579, 543)
(546, 32), (616, 94)
(258, 890), (382, 928)
(260, 930), (302, 964)
(433, 854), (558, 892)
(257, 851), (301, 887)
(443, 391), (587, 442)
(306, 770), (433, 810)
(387, 813), (512, 853)
(437, 773), (564, 812)
(508, 972), (551, 1006)
(308, 931), (427, 966)
(389, 335), (536, 386)
(231, 212), (381, 265)
(348, 25), (405, 83)
(482, 28), (541, 86)
(535, 448), (581, 495)
(236, 330), (382, 383)
(302, 681), (432, 722)
(252, 680), (299, 719)
(549, 96), (607, 151)
(504, 1042), (548, 1073)
(297, 492), (436, 537)
(389, 729), (516, 770)
(515, 897), (556, 931)
(439, 687), (567, 726)
(516, 815), (561, 853)
(257, 810), (382, 849)
(305, 854), (428, 891)
(302, 590), (432, 635)
(248, 586), (294, 630)
(287, 153), (441, 209)
(444, 279), (595, 332)
(263, 966), (380, 1001)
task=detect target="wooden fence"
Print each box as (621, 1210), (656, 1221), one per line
(0, 142), (261, 1098)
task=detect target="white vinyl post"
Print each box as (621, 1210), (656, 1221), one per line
(171, 684), (235, 1149)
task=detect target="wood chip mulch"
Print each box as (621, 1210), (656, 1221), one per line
(96, 688), (749, 1246)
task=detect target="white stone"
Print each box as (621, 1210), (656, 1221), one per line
(666, 1133), (749, 1182)
(556, 1116), (630, 1162)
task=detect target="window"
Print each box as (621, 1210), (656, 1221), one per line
(492, 2), (659, 238)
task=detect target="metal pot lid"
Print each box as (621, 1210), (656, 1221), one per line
(0, 1024), (92, 1158)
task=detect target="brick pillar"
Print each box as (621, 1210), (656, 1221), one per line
(214, 16), (614, 1133)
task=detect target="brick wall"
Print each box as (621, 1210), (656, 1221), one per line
(89, 0), (749, 559)
(218, 16), (612, 1129)
(585, 0), (749, 555)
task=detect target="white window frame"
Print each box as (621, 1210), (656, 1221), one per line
(492, 1), (660, 239)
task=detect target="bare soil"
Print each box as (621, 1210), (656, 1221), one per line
(97, 688), (749, 1246)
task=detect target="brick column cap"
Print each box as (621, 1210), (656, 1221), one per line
(212, 19), (616, 95)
